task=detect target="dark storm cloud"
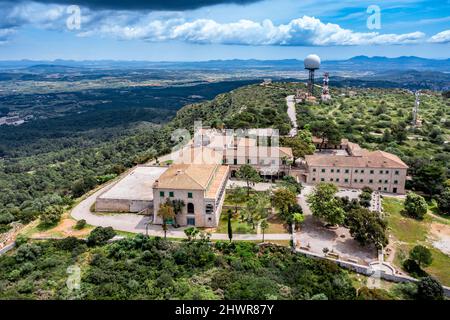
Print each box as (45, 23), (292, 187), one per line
(0, 0), (262, 11)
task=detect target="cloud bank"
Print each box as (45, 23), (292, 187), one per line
(77, 15), (426, 46)
(0, 1), (443, 47)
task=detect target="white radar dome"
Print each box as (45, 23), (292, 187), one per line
(304, 54), (321, 70)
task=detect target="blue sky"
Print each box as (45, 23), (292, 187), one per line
(0, 0), (449, 60)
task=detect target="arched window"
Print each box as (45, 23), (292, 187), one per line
(187, 203), (194, 214)
(205, 204), (214, 215)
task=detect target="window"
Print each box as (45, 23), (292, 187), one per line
(336, 178), (340, 182)
(331, 169), (334, 173)
(395, 170), (399, 175)
(313, 168), (317, 172)
(355, 169), (358, 173)
(345, 169), (349, 173)
(312, 178), (316, 181)
(383, 187), (387, 191)
(321, 169), (326, 173)
(361, 170), (365, 174)
(336, 169), (340, 173)
(360, 179), (364, 183)
(378, 187), (381, 191)
(370, 170), (374, 174)
(369, 179), (373, 184)
(394, 180), (398, 184)
(384, 180), (388, 184)
(188, 192), (193, 199)
(330, 178), (334, 182)
(354, 179), (357, 183)
(205, 204), (214, 215)
(321, 178), (325, 182)
(233, 159), (237, 165)
(187, 203), (194, 214)
(247, 159), (251, 164)
(385, 170), (389, 174)
(159, 191), (164, 197)
(344, 178), (349, 183)
(378, 179), (382, 183)
(187, 217), (195, 226)
(379, 170), (383, 174)
(169, 191), (174, 197)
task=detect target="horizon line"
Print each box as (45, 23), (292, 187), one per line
(0, 55), (449, 63)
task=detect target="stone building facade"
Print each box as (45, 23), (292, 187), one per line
(152, 163), (229, 228)
(304, 142), (408, 194)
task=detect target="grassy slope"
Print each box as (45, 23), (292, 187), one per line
(383, 197), (450, 286)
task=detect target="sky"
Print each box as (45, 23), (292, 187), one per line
(0, 0), (449, 60)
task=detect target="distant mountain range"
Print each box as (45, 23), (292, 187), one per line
(0, 56), (449, 72)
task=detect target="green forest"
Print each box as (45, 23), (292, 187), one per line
(0, 233), (424, 300)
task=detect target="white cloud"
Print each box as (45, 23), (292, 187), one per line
(428, 30), (450, 43)
(0, 28), (16, 44)
(80, 15), (426, 46)
(0, 1), (429, 47)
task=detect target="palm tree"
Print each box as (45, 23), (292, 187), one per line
(157, 201), (175, 239)
(236, 164), (261, 198)
(245, 192), (270, 230)
(184, 226), (199, 241)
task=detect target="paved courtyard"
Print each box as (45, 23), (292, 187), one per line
(297, 184), (377, 265)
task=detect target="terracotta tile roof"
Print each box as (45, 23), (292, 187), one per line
(205, 165), (229, 199)
(305, 150), (408, 169)
(153, 164), (228, 190)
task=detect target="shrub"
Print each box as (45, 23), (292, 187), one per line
(55, 236), (86, 252)
(87, 227), (116, 246)
(39, 205), (64, 226)
(15, 243), (42, 262)
(409, 245), (433, 268)
(416, 277), (444, 300)
(403, 259), (428, 278)
(403, 192), (427, 219)
(357, 287), (393, 300)
(437, 187), (450, 215)
(74, 219), (87, 230)
(15, 234), (29, 247)
(0, 211), (15, 224)
(392, 282), (418, 299)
